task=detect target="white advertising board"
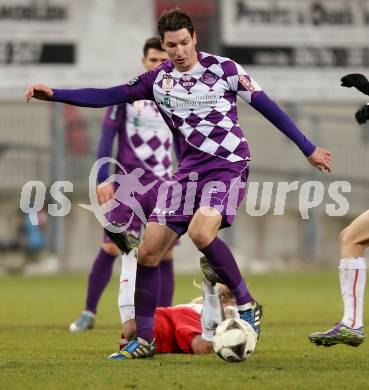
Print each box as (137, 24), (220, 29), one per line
(221, 0), (369, 101)
(0, 0), (155, 99)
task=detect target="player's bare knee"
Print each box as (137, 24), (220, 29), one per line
(339, 227), (356, 247)
(188, 226), (212, 249)
(138, 245), (161, 267)
(102, 242), (121, 256)
(339, 227), (365, 255)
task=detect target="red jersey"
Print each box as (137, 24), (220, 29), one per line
(154, 303), (203, 354)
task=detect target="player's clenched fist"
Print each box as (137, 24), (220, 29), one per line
(307, 146), (332, 173)
(25, 84), (54, 102)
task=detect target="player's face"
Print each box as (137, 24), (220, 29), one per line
(142, 48), (169, 71)
(161, 28), (198, 72)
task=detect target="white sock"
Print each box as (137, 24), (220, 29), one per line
(339, 257), (366, 329)
(203, 279), (215, 295)
(201, 282), (223, 341)
(237, 302), (254, 312)
(118, 249), (137, 323)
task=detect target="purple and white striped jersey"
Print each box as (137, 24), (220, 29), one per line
(98, 100), (173, 183)
(122, 52), (262, 170)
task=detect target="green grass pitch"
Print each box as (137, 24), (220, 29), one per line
(1, 271), (368, 389)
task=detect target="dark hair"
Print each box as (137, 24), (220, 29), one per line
(157, 8), (194, 39)
(143, 36), (164, 57)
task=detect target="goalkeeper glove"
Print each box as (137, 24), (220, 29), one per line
(341, 74), (369, 96)
(355, 103), (369, 125)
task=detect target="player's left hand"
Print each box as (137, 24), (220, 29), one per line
(307, 147), (332, 173)
(355, 103), (369, 125)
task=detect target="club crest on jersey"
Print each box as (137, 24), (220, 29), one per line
(163, 74), (174, 91)
(238, 75), (255, 93)
(180, 74), (195, 87)
(200, 71), (218, 85)
(127, 76), (139, 86)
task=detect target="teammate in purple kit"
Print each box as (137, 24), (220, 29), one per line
(26, 9), (331, 359)
(69, 37), (175, 333)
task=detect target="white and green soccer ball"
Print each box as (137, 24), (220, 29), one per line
(212, 318), (257, 362)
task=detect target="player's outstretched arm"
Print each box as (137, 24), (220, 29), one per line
(307, 146), (332, 173)
(341, 74), (369, 96)
(250, 92), (315, 155)
(249, 91), (332, 172)
(25, 84), (130, 108)
(25, 71), (154, 107)
(355, 103), (369, 125)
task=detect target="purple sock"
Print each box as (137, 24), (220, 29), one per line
(158, 259), (174, 307)
(200, 237), (254, 306)
(85, 249), (116, 314)
(135, 263), (160, 342)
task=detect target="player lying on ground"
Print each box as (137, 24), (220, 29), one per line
(69, 37), (177, 333)
(105, 222), (250, 358)
(26, 9), (331, 360)
(309, 73), (369, 347)
(108, 257), (237, 357)
(110, 282), (231, 357)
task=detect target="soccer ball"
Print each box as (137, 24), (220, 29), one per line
(212, 318), (257, 362)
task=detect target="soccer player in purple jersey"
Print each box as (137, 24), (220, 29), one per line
(69, 37), (175, 333)
(309, 74), (369, 347)
(26, 9), (331, 359)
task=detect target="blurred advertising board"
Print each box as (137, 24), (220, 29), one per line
(0, 0), (155, 99)
(220, 0), (369, 101)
